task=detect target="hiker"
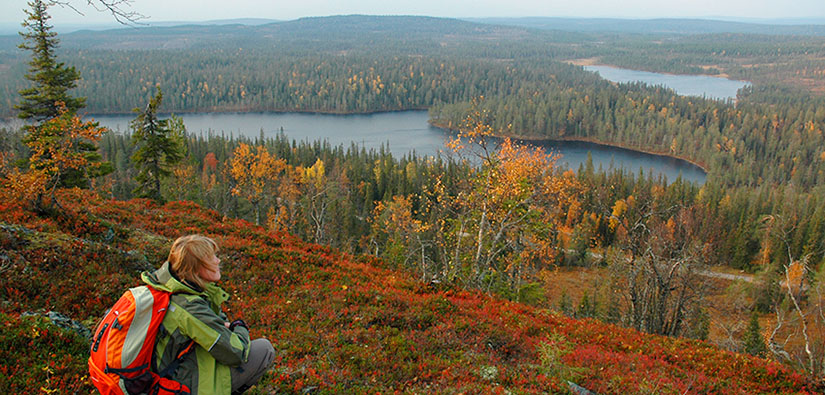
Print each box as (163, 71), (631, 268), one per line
(141, 234), (275, 395)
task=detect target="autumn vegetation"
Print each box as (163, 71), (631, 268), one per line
(1, 189), (822, 394)
(2, 4), (825, 393)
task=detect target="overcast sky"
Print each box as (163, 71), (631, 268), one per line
(2, 0), (825, 27)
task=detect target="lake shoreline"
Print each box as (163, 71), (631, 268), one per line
(525, 135), (708, 175)
(429, 120), (709, 175)
(0, 108), (430, 122)
(570, 60), (737, 81)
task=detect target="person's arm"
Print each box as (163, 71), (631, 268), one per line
(172, 298), (251, 366)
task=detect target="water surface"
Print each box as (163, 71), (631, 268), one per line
(584, 65), (750, 101)
(93, 110), (706, 184)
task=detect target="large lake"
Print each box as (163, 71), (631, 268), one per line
(93, 111), (706, 184)
(584, 65), (750, 101)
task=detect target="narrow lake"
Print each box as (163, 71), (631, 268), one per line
(93, 111), (707, 184)
(584, 65), (750, 101)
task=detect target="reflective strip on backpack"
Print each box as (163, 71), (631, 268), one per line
(121, 286), (156, 368)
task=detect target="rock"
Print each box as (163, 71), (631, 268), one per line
(23, 311), (93, 340)
(568, 381), (596, 395)
(47, 311), (93, 340)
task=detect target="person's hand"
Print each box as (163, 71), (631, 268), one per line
(229, 319), (248, 331)
(224, 321), (230, 328)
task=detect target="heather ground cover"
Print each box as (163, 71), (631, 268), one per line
(0, 190), (820, 394)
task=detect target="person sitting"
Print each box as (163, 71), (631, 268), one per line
(141, 234), (275, 394)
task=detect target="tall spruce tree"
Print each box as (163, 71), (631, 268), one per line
(16, 0), (85, 122)
(17, 0), (110, 190)
(130, 88), (185, 202)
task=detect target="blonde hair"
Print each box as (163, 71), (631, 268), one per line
(168, 234), (219, 289)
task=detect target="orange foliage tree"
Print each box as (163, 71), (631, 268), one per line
(6, 104), (107, 211)
(228, 143), (287, 226)
(438, 105), (580, 297)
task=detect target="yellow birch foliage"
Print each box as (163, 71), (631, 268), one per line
(229, 143), (286, 205)
(302, 159), (326, 189)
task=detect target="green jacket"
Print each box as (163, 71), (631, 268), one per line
(142, 262), (250, 395)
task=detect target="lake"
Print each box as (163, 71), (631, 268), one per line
(584, 65), (750, 101)
(92, 111), (706, 184)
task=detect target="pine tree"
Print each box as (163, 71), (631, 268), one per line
(16, 0), (85, 122)
(130, 88), (185, 202)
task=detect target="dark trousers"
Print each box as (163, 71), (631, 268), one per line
(230, 338), (275, 394)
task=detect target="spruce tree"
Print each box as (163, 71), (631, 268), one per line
(576, 291), (598, 319)
(17, 0), (110, 190)
(558, 291), (572, 316)
(16, 0), (85, 122)
(742, 310), (768, 356)
(130, 88), (185, 202)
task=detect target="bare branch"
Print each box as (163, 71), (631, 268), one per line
(46, 0), (146, 25)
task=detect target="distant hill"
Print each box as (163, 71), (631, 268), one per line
(0, 190), (819, 393)
(4, 15), (823, 53)
(0, 17), (281, 35)
(3, 15), (824, 43)
(0, 15), (537, 52)
(467, 17), (825, 36)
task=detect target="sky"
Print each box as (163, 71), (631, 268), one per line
(2, 0), (825, 28)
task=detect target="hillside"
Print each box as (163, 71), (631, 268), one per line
(0, 15), (539, 52)
(467, 17), (825, 36)
(0, 189), (819, 394)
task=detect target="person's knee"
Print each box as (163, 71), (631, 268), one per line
(252, 338), (275, 367)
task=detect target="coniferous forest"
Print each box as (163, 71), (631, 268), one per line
(2, 10), (825, 392)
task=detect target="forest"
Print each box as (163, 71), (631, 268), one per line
(2, 13), (825, 381)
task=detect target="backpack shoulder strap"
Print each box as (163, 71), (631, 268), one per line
(158, 340), (196, 378)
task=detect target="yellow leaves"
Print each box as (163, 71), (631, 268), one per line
(611, 199), (628, 218)
(664, 217), (677, 241)
(6, 103), (107, 208)
(167, 163), (198, 201)
(786, 261), (807, 294)
(719, 194), (731, 210)
(28, 106), (106, 176)
(302, 159), (326, 189)
(609, 199), (628, 231)
(492, 138), (547, 200)
(229, 143), (286, 203)
(1, 162), (47, 208)
(371, 195), (424, 247)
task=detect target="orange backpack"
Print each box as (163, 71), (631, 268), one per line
(88, 285), (193, 395)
